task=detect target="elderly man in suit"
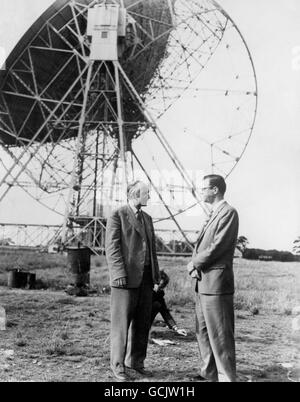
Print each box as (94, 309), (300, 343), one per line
(187, 174), (239, 382)
(105, 180), (160, 381)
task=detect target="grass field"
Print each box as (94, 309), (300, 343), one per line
(0, 250), (299, 382)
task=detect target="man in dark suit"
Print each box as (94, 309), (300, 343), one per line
(105, 180), (160, 381)
(187, 174), (239, 382)
(150, 270), (187, 336)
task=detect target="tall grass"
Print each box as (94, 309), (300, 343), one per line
(233, 259), (300, 314)
(0, 249), (68, 271)
(160, 257), (300, 314)
(0, 250), (299, 314)
(0, 250), (109, 291)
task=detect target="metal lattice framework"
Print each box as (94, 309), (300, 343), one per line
(0, 0), (258, 254)
(0, 222), (199, 256)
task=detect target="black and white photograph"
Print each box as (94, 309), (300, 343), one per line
(0, 0), (299, 384)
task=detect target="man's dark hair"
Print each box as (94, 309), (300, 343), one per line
(204, 174), (226, 196)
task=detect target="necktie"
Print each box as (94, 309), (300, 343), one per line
(195, 210), (213, 246)
(136, 209), (143, 225)
(136, 208), (151, 267)
(203, 210), (213, 228)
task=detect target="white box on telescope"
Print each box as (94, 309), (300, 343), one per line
(87, 4), (120, 60)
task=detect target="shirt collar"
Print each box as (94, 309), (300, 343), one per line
(128, 200), (141, 214)
(211, 199), (226, 213)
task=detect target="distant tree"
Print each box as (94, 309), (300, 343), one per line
(293, 237), (300, 255)
(279, 251), (295, 262)
(236, 235), (249, 256)
(244, 248), (295, 262)
(243, 248), (259, 260)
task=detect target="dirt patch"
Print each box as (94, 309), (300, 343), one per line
(0, 285), (298, 382)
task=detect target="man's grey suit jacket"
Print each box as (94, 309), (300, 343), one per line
(105, 205), (160, 288)
(192, 201), (239, 295)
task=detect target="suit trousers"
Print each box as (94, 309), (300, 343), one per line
(151, 295), (176, 330)
(110, 268), (153, 371)
(195, 292), (236, 382)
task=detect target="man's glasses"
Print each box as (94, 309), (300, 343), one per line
(201, 186), (212, 192)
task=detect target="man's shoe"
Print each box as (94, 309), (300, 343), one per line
(111, 367), (128, 382)
(132, 367), (153, 377)
(191, 374), (210, 382)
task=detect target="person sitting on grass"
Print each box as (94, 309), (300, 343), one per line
(150, 270), (187, 337)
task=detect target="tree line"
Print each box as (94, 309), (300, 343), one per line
(235, 236), (300, 262)
(154, 235), (300, 262)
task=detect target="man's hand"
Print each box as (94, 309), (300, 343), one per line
(176, 328), (188, 336)
(173, 325), (188, 336)
(113, 277), (128, 288)
(187, 261), (201, 280)
(187, 261), (195, 275)
(190, 269), (201, 280)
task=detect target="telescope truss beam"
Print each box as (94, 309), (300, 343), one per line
(0, 0), (258, 255)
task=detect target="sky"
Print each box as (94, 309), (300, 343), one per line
(0, 0), (299, 252)
(217, 0), (300, 251)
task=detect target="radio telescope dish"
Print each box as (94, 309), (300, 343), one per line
(0, 0), (257, 253)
